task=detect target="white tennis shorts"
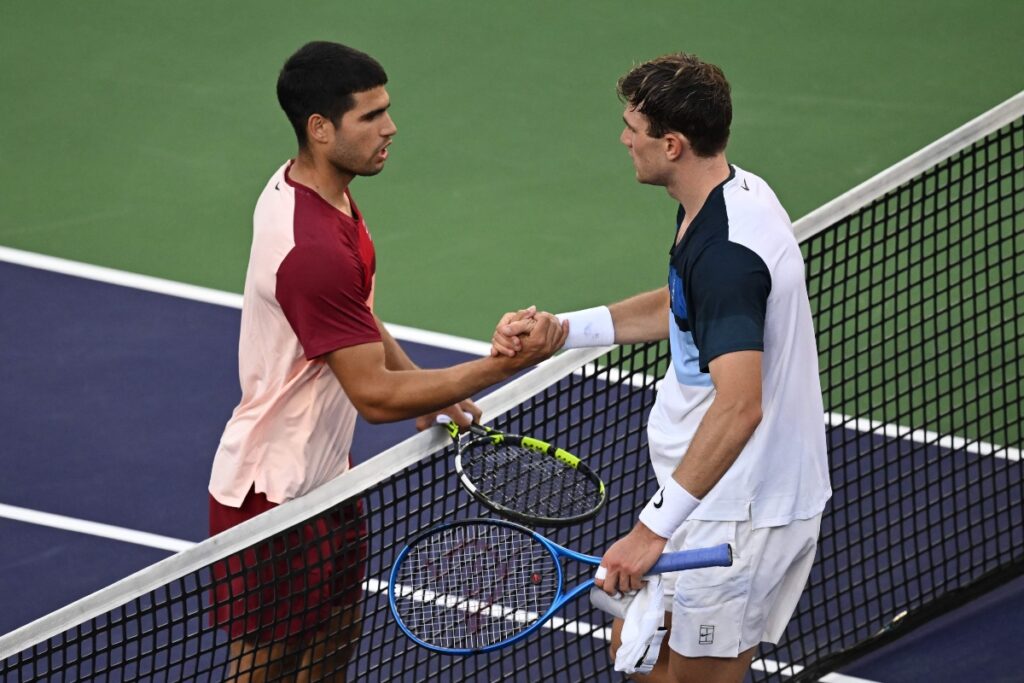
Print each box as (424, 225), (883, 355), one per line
(661, 513), (822, 658)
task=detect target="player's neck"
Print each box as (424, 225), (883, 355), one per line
(290, 151), (355, 216)
(667, 155), (731, 226)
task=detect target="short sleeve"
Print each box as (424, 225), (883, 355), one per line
(275, 245), (382, 359)
(689, 243), (771, 371)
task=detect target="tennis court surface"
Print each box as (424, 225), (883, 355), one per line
(1, 84), (1021, 683)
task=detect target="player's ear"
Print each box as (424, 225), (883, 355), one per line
(665, 133), (687, 162)
(306, 114), (332, 146)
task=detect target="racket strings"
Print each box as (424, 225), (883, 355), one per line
(393, 523), (558, 650)
(464, 442), (601, 519)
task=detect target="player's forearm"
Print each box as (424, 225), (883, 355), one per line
(635, 391), (760, 541)
(332, 354), (517, 424)
(672, 394), (762, 497)
(608, 287), (670, 343)
(334, 313), (566, 422)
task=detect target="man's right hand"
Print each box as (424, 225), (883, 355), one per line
(491, 305), (540, 357)
(498, 310), (568, 367)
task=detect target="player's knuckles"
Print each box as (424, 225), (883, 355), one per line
(614, 559), (647, 577)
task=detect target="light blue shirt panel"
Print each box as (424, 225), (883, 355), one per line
(668, 266), (713, 387)
(669, 316), (714, 387)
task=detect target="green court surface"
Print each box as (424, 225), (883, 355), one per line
(2, 1), (1022, 341)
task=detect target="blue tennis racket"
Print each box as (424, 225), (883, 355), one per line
(388, 518), (732, 654)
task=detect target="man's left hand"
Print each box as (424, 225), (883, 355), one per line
(594, 523), (669, 595)
(415, 399), (482, 432)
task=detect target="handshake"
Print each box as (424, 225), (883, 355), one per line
(488, 305), (567, 364)
(488, 304), (616, 366)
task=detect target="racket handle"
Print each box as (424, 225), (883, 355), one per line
(435, 413), (489, 439)
(650, 543), (732, 573)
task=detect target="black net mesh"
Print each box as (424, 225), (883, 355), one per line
(776, 111), (1024, 680)
(1, 112), (1021, 681)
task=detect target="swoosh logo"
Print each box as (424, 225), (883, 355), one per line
(652, 488), (665, 509)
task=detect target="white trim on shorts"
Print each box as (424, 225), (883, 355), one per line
(660, 513), (822, 658)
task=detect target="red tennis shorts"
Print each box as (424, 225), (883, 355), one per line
(208, 486), (368, 644)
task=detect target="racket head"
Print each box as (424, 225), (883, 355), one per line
(388, 518), (565, 654)
(453, 428), (606, 527)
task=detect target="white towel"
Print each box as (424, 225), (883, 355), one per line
(589, 575), (667, 675)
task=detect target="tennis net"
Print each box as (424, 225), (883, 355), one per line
(1, 91), (1022, 681)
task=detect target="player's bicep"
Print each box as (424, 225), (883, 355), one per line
(276, 246), (381, 359)
(325, 342), (391, 413)
(707, 350), (763, 406)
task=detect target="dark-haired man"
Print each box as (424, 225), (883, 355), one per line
(494, 53), (830, 682)
(209, 41), (566, 682)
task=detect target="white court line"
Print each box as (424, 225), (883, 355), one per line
(0, 246), (244, 309)
(613, 371), (1019, 462)
(820, 674), (884, 683)
(3, 244), (1014, 463)
(0, 504), (879, 681)
(0, 245), (493, 355)
(373, 576), (882, 681)
(0, 503), (195, 553)
(825, 412), (1022, 461)
(1, 244), (1019, 462)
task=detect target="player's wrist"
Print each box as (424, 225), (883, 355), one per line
(637, 478), (700, 539)
(557, 306), (614, 349)
(485, 349), (532, 376)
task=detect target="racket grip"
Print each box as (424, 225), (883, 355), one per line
(650, 543), (732, 573)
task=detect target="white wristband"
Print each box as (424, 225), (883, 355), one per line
(638, 478), (700, 539)
(557, 306), (614, 349)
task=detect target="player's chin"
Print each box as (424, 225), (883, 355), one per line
(363, 147), (391, 175)
(358, 162), (387, 177)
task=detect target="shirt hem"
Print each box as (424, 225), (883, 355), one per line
(208, 486), (247, 509)
(699, 340), (765, 371)
(689, 489), (831, 529)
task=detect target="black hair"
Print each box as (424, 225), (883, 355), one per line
(276, 41), (388, 146)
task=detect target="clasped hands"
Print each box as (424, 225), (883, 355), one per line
(489, 305), (567, 359)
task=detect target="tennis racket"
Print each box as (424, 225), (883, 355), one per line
(438, 416), (606, 527)
(388, 518), (732, 654)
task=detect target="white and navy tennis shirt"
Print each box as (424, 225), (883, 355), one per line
(647, 165), (831, 529)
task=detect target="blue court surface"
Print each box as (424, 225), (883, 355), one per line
(0, 258), (1019, 681)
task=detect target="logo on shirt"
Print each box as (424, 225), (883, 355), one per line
(668, 265), (688, 328)
(699, 625), (715, 645)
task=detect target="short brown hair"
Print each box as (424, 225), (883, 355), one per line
(617, 53), (732, 157)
